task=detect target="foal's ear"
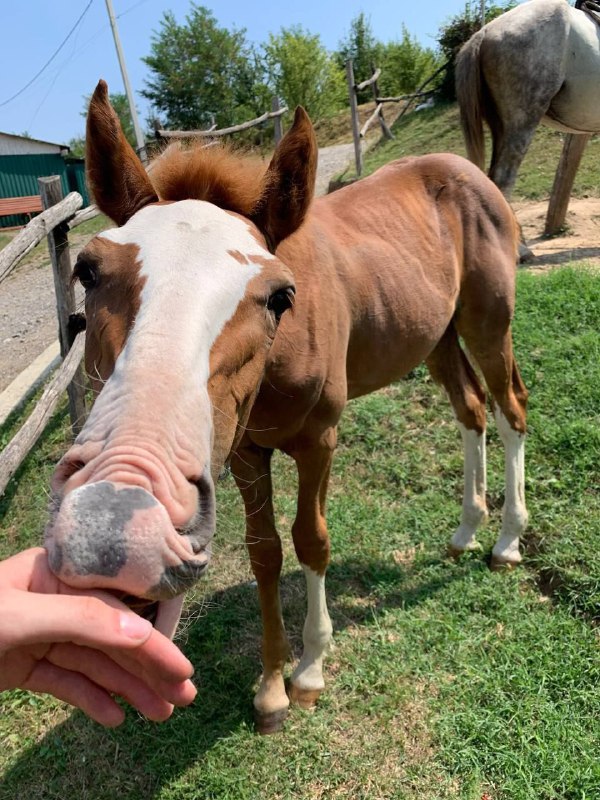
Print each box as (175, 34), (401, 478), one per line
(86, 80), (158, 226)
(252, 106), (317, 251)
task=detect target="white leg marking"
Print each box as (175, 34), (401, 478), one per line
(493, 407), (528, 564)
(291, 565), (333, 693)
(451, 423), (488, 552)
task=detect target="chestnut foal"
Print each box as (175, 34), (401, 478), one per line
(46, 81), (528, 733)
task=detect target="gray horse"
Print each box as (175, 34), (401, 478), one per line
(456, 0), (600, 201)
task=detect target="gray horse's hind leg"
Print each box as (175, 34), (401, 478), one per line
(488, 127), (540, 262)
(489, 127), (538, 200)
(478, 0), (570, 259)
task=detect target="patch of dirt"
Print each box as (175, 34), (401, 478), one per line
(513, 197), (600, 270)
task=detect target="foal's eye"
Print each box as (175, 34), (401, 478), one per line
(73, 259), (99, 290)
(267, 287), (295, 321)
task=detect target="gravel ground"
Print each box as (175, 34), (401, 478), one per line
(0, 232), (89, 393)
(0, 143), (356, 394)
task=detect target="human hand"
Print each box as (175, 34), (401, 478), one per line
(0, 547), (196, 726)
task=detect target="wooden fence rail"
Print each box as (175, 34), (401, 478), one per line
(355, 68), (381, 92)
(156, 101), (288, 143)
(0, 333), (85, 497)
(69, 203), (100, 230)
(0, 178), (89, 497)
(0, 192), (82, 287)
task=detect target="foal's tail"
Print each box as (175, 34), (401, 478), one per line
(455, 30), (487, 172)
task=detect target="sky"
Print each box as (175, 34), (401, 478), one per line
(1, 0), (495, 146)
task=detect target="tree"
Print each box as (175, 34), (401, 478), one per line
(264, 26), (345, 122)
(378, 27), (441, 98)
(336, 13), (381, 102)
(141, 4), (267, 131)
(436, 1), (516, 101)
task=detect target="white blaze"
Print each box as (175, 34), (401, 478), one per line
(99, 201), (270, 383)
(78, 200), (273, 452)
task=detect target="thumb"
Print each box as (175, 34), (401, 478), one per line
(5, 590), (153, 651)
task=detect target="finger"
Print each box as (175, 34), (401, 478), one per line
(48, 588), (195, 682)
(24, 661), (125, 727)
(47, 644), (175, 722)
(0, 548), (59, 592)
(103, 646), (197, 707)
(98, 625), (195, 684)
(8, 591), (154, 650)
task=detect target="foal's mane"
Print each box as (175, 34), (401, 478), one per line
(149, 142), (269, 216)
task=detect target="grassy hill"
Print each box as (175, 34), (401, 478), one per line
(354, 102), (600, 201)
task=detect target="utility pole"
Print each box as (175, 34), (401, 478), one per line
(104, 0), (147, 163)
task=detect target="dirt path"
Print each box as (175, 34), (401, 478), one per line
(2, 186), (599, 396)
(315, 143), (355, 196)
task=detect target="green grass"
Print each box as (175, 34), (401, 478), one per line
(0, 266), (598, 799)
(353, 103), (600, 202)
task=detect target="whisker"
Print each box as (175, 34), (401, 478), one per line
(211, 403), (277, 434)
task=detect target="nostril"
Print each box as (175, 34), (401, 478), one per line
(193, 469), (215, 516)
(52, 457), (86, 492)
(180, 468), (216, 553)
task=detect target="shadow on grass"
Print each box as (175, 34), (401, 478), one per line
(0, 551), (466, 799)
(528, 244), (600, 266)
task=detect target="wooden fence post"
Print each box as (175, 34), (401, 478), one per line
(346, 59), (363, 176)
(544, 133), (592, 236)
(370, 62), (394, 141)
(38, 176), (87, 435)
(272, 96), (284, 145)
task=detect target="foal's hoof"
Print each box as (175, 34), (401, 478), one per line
(489, 554), (521, 572)
(518, 242), (535, 264)
(253, 706), (288, 735)
(447, 544), (464, 560)
(288, 684), (322, 710)
(447, 542), (480, 560)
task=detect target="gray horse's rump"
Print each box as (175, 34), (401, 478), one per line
(456, 0), (600, 199)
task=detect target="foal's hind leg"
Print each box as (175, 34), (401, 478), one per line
(287, 428), (335, 709)
(426, 325), (488, 556)
(489, 361), (529, 569)
(231, 437), (290, 734)
(458, 322), (529, 569)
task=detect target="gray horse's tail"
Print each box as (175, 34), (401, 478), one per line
(455, 30), (487, 171)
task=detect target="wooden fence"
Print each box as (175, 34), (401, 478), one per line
(0, 178), (93, 497)
(155, 98), (288, 146)
(346, 60), (448, 177)
(544, 133), (592, 236)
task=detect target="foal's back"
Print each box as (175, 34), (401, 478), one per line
(247, 153), (518, 450)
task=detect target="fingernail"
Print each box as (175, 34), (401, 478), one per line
(120, 612), (153, 639)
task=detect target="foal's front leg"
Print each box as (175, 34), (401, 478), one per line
(231, 438), (290, 734)
(288, 429), (335, 709)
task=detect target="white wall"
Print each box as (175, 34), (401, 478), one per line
(0, 133), (66, 156)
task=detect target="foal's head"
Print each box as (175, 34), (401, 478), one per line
(45, 81), (317, 633)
